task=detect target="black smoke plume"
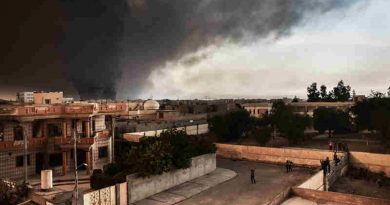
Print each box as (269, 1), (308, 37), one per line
(59, 0), (361, 99)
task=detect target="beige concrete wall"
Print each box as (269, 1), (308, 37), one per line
(292, 187), (390, 205)
(216, 144), (335, 167)
(127, 153), (216, 203)
(33, 92), (63, 105)
(298, 171), (324, 190)
(350, 151), (390, 177)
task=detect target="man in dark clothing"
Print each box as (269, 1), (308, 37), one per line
(250, 169), (256, 184)
(333, 152), (340, 166)
(325, 157), (331, 173)
(286, 160), (290, 173)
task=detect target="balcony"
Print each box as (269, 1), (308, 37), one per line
(55, 137), (95, 145)
(94, 130), (110, 138)
(0, 137), (47, 151)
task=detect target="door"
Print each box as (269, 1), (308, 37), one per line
(35, 152), (44, 174)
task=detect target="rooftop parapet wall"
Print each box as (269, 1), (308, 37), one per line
(0, 103), (128, 117)
(216, 143), (337, 167)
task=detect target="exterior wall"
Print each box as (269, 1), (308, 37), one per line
(292, 187), (390, 205)
(17, 92), (34, 103)
(0, 151), (36, 179)
(288, 101), (354, 117)
(123, 124), (209, 142)
(350, 151), (390, 177)
(298, 171), (324, 191)
(242, 103), (271, 118)
(127, 153), (216, 203)
(92, 137), (111, 170)
(216, 143), (336, 167)
(93, 115), (106, 132)
(33, 92), (63, 105)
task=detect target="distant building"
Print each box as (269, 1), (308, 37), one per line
(241, 103), (272, 118)
(16, 92), (34, 103)
(33, 91), (63, 104)
(62, 97), (74, 104)
(288, 101), (354, 117)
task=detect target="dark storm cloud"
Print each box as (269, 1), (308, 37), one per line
(1, 0), (362, 99)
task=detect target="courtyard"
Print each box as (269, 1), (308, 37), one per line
(177, 158), (313, 205)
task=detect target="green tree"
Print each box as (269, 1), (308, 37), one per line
(333, 80), (351, 101)
(209, 109), (251, 142)
(270, 100), (310, 144)
(307, 82), (320, 102)
(352, 97), (390, 142)
(292, 96), (299, 102)
(320, 85), (328, 100)
(313, 107), (351, 137)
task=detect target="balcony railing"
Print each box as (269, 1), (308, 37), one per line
(94, 130), (110, 138)
(0, 103), (128, 117)
(54, 136), (95, 145)
(0, 137), (47, 150)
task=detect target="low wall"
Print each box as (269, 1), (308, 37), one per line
(350, 151), (390, 177)
(216, 144), (336, 167)
(298, 171), (324, 191)
(292, 187), (390, 205)
(127, 153), (216, 203)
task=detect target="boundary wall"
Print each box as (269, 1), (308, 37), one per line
(127, 153), (216, 203)
(216, 143), (336, 167)
(350, 151), (390, 177)
(292, 187), (390, 205)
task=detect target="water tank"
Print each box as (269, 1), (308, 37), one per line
(41, 170), (53, 190)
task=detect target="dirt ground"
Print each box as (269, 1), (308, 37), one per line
(330, 176), (390, 200)
(177, 158), (314, 205)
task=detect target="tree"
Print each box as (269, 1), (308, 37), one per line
(313, 107), (351, 137)
(270, 100), (310, 144)
(333, 80), (351, 101)
(320, 85), (327, 100)
(388, 86), (390, 97)
(307, 82), (320, 102)
(209, 109), (251, 142)
(292, 96), (299, 102)
(352, 97), (390, 142)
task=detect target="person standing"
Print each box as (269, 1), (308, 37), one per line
(285, 160), (290, 173)
(250, 169), (256, 184)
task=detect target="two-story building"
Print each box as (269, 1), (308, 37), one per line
(0, 102), (128, 180)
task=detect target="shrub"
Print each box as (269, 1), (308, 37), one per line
(103, 163), (120, 176)
(250, 126), (272, 145)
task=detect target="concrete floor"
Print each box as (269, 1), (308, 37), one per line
(281, 197), (345, 205)
(177, 158), (313, 205)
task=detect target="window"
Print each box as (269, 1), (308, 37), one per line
(0, 123), (4, 142)
(47, 124), (62, 137)
(13, 126), (24, 141)
(98, 146), (108, 158)
(49, 153), (63, 167)
(44, 99), (51, 104)
(16, 155), (30, 167)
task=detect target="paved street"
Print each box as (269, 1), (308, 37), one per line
(178, 158), (313, 205)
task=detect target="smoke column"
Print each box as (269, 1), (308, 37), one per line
(59, 0), (362, 99)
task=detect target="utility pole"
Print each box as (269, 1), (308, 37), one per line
(73, 120), (79, 205)
(111, 117), (115, 163)
(23, 125), (28, 183)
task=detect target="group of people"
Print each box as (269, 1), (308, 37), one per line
(328, 141), (349, 152)
(285, 160), (294, 173)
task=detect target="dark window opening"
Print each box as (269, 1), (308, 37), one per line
(14, 126), (24, 141)
(49, 153), (63, 167)
(16, 155), (30, 167)
(0, 123), (4, 142)
(47, 124), (62, 137)
(98, 146), (108, 158)
(32, 121), (41, 138)
(45, 99), (51, 104)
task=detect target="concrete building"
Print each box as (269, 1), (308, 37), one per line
(241, 103), (272, 118)
(33, 91), (63, 104)
(16, 92), (34, 103)
(0, 102), (128, 180)
(288, 101), (354, 117)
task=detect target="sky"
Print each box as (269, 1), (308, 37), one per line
(144, 0), (390, 99)
(0, 0), (389, 100)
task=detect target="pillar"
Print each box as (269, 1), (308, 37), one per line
(62, 151), (67, 175)
(62, 121), (67, 138)
(85, 121), (90, 138)
(86, 151), (91, 175)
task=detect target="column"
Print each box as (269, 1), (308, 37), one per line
(62, 151), (67, 175)
(86, 151), (91, 175)
(62, 120), (67, 138)
(85, 121), (90, 138)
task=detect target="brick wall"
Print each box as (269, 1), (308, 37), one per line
(0, 151), (36, 179)
(350, 151), (390, 177)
